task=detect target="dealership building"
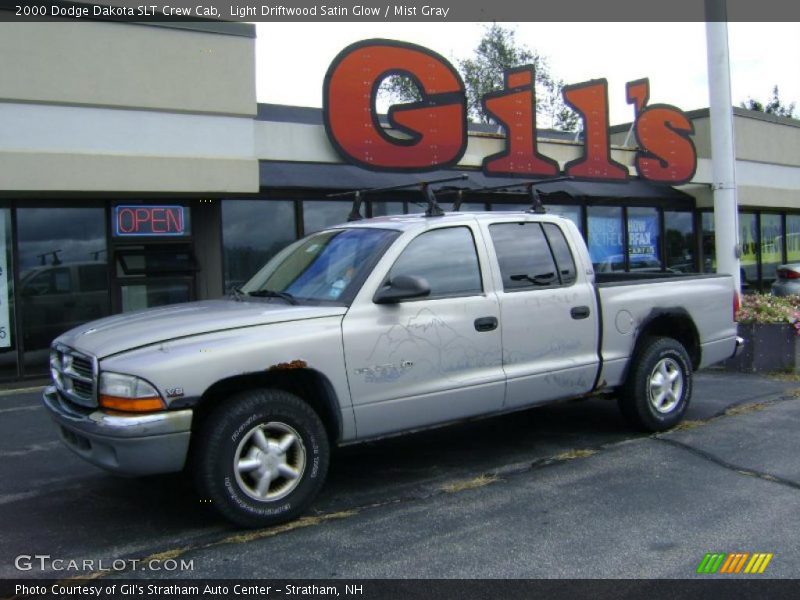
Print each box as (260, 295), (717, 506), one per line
(1, 19), (799, 381)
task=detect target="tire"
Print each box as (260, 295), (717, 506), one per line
(618, 337), (693, 432)
(193, 389), (329, 528)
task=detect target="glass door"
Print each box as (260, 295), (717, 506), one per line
(110, 203), (198, 313)
(112, 244), (198, 312)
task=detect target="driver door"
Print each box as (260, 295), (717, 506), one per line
(342, 225), (505, 439)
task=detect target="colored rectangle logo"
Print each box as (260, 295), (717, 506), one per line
(697, 552), (773, 574)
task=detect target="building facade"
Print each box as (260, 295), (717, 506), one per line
(1, 20), (799, 381)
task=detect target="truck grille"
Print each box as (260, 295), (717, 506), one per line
(50, 344), (98, 408)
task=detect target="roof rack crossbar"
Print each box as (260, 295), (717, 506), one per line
(327, 174), (470, 221)
(438, 175), (573, 214)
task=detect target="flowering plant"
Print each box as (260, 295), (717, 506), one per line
(737, 293), (800, 335)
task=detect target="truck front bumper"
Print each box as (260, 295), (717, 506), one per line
(42, 386), (193, 476)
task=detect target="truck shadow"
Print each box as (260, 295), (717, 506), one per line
(320, 395), (639, 513)
(131, 395), (634, 527)
(14, 396), (631, 551)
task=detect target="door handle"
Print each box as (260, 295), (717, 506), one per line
(474, 316), (498, 332)
(570, 306), (590, 320)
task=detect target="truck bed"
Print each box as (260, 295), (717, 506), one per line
(596, 271), (730, 285)
(594, 272), (737, 389)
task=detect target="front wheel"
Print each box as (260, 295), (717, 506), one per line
(618, 337), (693, 432)
(193, 389), (329, 528)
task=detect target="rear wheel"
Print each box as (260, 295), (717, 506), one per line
(618, 337), (693, 432)
(194, 389), (329, 528)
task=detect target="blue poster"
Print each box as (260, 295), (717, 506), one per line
(588, 215), (623, 268)
(627, 213), (660, 260)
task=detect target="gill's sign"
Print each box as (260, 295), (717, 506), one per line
(323, 39), (697, 185)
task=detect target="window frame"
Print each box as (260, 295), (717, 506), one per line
(662, 209), (696, 273)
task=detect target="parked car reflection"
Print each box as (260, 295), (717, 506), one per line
(771, 263), (800, 297)
(20, 262), (108, 350)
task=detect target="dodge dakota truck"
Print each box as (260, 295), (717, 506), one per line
(43, 208), (742, 527)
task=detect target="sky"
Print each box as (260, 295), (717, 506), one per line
(253, 22), (800, 126)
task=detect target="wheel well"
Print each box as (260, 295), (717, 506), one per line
(634, 311), (701, 370)
(192, 369), (342, 443)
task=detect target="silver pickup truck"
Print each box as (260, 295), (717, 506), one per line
(43, 210), (742, 527)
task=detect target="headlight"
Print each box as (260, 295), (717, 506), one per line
(99, 372), (165, 413)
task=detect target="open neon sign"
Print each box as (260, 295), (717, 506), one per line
(114, 205), (188, 237)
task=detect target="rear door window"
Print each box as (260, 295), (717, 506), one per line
(489, 222), (559, 291)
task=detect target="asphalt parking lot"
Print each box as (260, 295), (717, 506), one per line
(1, 370), (799, 580)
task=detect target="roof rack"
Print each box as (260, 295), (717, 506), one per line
(327, 174), (470, 220)
(438, 176), (573, 214)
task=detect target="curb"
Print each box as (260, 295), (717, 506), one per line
(0, 383), (48, 397)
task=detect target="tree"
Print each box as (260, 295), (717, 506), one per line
(380, 24), (579, 131)
(740, 85), (796, 119)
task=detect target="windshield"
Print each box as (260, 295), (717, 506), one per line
(240, 227), (399, 304)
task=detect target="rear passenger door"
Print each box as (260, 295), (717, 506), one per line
(486, 220), (599, 408)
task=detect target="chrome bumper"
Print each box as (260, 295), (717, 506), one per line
(732, 336), (745, 359)
(42, 386), (193, 476)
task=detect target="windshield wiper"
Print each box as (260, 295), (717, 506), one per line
(229, 286), (246, 301)
(510, 272), (557, 286)
(246, 289), (298, 305)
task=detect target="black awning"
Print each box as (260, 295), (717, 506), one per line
(259, 161), (694, 202)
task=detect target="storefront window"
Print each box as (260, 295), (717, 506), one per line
(701, 212), (715, 272)
(588, 206), (624, 272)
(0, 208), (17, 379)
(627, 208), (661, 270)
(760, 214), (783, 288)
(740, 213), (758, 291)
(120, 281), (192, 311)
(303, 200), (351, 234)
(664, 212), (695, 273)
(490, 203), (526, 211)
(370, 201), (405, 217)
(439, 202), (486, 212)
(406, 201), (426, 214)
(546, 204), (582, 233)
(222, 200), (296, 293)
(17, 207), (109, 373)
(787, 215), (800, 262)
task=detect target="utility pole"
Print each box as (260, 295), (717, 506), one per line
(705, 0), (742, 297)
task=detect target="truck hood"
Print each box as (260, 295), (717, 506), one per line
(55, 299), (347, 359)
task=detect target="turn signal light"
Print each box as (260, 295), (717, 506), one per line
(98, 372), (165, 412)
(99, 395), (165, 413)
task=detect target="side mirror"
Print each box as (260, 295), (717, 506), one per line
(374, 275), (431, 304)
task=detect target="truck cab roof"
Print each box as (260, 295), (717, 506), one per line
(332, 211), (572, 233)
